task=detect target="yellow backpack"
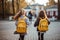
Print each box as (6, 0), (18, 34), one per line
(16, 16), (27, 33)
(38, 18), (48, 32)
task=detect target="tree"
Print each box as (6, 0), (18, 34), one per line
(58, 0), (60, 20)
(32, 0), (35, 2)
(1, 0), (5, 19)
(48, 0), (56, 6)
(12, 0), (15, 14)
(19, 0), (27, 8)
(16, 0), (19, 11)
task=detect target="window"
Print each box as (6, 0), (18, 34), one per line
(53, 11), (56, 16)
(48, 11), (50, 16)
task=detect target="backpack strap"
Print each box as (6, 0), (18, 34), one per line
(23, 16), (27, 20)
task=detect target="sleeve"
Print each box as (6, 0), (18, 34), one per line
(46, 19), (50, 25)
(34, 18), (40, 27)
(25, 17), (30, 25)
(48, 20), (50, 25)
(15, 20), (18, 26)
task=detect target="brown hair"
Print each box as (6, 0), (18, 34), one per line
(38, 10), (45, 18)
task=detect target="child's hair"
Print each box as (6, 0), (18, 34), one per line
(16, 9), (26, 19)
(13, 8), (27, 20)
(38, 10), (45, 18)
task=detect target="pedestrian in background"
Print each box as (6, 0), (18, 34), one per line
(28, 11), (33, 22)
(34, 10), (50, 40)
(13, 9), (29, 40)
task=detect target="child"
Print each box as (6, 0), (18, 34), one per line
(13, 9), (29, 40)
(34, 10), (50, 40)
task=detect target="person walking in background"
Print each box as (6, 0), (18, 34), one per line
(13, 9), (29, 40)
(28, 11), (33, 22)
(34, 10), (50, 40)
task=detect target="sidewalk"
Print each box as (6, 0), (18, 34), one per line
(50, 20), (60, 22)
(0, 20), (60, 40)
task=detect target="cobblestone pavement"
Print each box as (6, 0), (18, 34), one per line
(0, 21), (60, 40)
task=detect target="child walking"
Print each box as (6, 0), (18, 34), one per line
(34, 10), (50, 40)
(13, 9), (29, 40)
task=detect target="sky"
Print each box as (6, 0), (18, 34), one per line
(25, 0), (58, 5)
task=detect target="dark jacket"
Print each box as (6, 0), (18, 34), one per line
(28, 12), (33, 19)
(34, 18), (50, 31)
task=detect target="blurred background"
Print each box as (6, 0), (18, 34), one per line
(0, 0), (59, 21)
(0, 0), (60, 40)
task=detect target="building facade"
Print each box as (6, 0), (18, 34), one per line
(46, 5), (58, 21)
(29, 3), (44, 16)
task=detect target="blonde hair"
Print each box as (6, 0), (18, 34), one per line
(21, 8), (27, 16)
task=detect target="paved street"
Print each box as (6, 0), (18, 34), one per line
(0, 20), (60, 40)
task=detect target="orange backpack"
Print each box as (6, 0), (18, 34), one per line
(38, 18), (48, 32)
(16, 16), (27, 33)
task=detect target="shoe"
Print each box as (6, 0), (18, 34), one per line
(14, 31), (19, 34)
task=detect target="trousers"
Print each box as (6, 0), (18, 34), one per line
(38, 32), (44, 40)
